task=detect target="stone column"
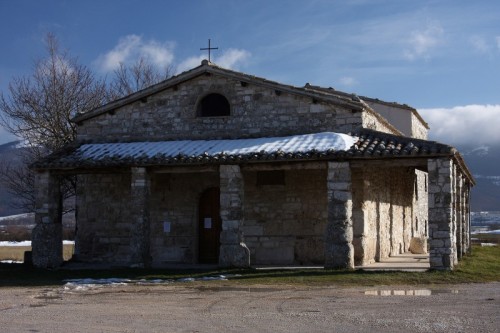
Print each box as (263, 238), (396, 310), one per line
(452, 165), (458, 265)
(456, 171), (463, 260)
(130, 167), (151, 268)
(219, 165), (250, 268)
(464, 182), (471, 254)
(461, 175), (468, 257)
(32, 170), (63, 268)
(325, 162), (354, 269)
(428, 158), (455, 270)
(462, 181), (470, 255)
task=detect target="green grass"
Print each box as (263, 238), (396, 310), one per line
(0, 245), (498, 288)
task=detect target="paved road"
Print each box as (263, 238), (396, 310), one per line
(0, 282), (498, 332)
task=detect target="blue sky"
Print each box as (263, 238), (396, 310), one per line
(1, 0), (499, 145)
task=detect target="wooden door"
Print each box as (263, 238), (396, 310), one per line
(198, 187), (221, 263)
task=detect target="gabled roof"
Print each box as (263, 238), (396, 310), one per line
(73, 60), (371, 124)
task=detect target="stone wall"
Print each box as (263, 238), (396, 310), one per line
(363, 100), (428, 139)
(75, 166), (328, 267)
(427, 158), (472, 270)
(428, 158), (455, 269)
(77, 74), (399, 142)
(361, 109), (403, 136)
(411, 113), (428, 140)
(325, 162), (354, 269)
(32, 171), (63, 268)
(75, 172), (133, 264)
(148, 171), (219, 265)
(243, 168), (328, 265)
(351, 166), (420, 266)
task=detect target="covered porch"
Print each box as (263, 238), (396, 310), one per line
(30, 130), (474, 270)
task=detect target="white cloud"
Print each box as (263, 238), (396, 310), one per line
(176, 48), (251, 73)
(404, 22), (444, 60)
(338, 76), (358, 87)
(418, 104), (500, 145)
(95, 35), (175, 72)
(470, 36), (490, 54)
(216, 49), (250, 69)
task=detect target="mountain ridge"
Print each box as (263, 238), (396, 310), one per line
(0, 140), (498, 216)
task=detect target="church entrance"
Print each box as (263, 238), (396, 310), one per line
(198, 187), (221, 263)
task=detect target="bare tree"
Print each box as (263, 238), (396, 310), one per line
(0, 152), (35, 212)
(0, 33), (172, 214)
(110, 57), (174, 99)
(0, 33), (108, 153)
(0, 33), (108, 213)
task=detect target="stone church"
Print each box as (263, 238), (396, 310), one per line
(31, 60), (474, 270)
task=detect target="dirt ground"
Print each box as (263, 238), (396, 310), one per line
(0, 282), (498, 333)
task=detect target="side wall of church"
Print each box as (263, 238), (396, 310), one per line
(363, 101), (428, 139)
(75, 172), (134, 263)
(242, 168), (328, 265)
(77, 74), (398, 142)
(148, 172), (219, 265)
(351, 167), (422, 265)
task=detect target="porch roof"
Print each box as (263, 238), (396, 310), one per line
(33, 132), (356, 169)
(31, 129), (469, 182)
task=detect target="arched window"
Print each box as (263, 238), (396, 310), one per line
(197, 93), (230, 117)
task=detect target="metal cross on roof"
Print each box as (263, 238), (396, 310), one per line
(200, 39), (218, 62)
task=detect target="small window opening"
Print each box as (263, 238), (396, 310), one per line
(197, 93), (230, 117)
(256, 171), (285, 186)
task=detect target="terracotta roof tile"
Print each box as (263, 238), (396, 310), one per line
(31, 129), (459, 170)
(348, 128), (454, 157)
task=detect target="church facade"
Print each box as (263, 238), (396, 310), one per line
(31, 60), (474, 270)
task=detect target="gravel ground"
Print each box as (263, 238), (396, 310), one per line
(0, 282), (498, 333)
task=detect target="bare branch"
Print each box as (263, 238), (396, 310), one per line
(109, 56), (174, 99)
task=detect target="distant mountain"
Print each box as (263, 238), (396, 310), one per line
(0, 140), (25, 217)
(0, 139), (499, 215)
(456, 143), (500, 211)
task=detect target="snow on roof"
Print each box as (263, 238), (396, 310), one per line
(78, 132), (357, 161)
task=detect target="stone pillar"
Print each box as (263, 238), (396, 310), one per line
(461, 175), (468, 257)
(428, 158), (455, 270)
(464, 185), (471, 254)
(219, 165), (250, 268)
(452, 165), (458, 265)
(130, 167), (151, 268)
(456, 171), (463, 260)
(325, 162), (354, 269)
(32, 170), (63, 268)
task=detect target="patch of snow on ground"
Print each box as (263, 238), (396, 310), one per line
(0, 240), (75, 247)
(63, 275), (238, 291)
(0, 260), (23, 264)
(0, 213), (33, 222)
(472, 229), (500, 235)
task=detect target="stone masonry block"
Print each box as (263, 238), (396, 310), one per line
(222, 220), (240, 230)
